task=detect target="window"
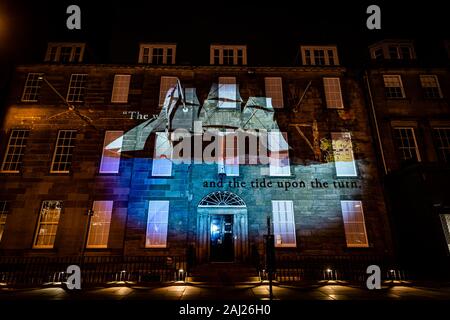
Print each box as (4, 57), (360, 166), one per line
(393, 127), (421, 162)
(87, 201), (113, 248)
(420, 75), (443, 99)
(323, 78), (344, 109)
(0, 201), (9, 242)
(138, 44), (176, 64)
(111, 74), (131, 103)
(67, 74), (88, 102)
(268, 131), (290, 176)
(21, 73), (43, 102)
(374, 47), (384, 61)
(1, 129), (29, 173)
(440, 214), (450, 253)
(33, 200), (62, 248)
(383, 75), (405, 98)
(340, 201), (369, 248)
(51, 130), (77, 173)
(146, 201), (169, 248)
(400, 46), (412, 60)
(152, 132), (173, 176)
(433, 128), (450, 162)
(272, 200), (296, 248)
(331, 132), (357, 177)
(218, 131), (239, 176)
(100, 131), (123, 173)
(210, 45), (247, 65)
(264, 77), (284, 108)
(301, 46), (339, 66)
(388, 46), (399, 59)
(45, 43), (85, 63)
(218, 77), (238, 109)
(159, 76), (178, 107)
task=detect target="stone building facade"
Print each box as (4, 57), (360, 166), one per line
(0, 42), (393, 276)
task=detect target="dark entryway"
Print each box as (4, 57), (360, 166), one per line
(210, 215), (234, 262)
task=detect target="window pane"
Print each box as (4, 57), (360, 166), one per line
(21, 73), (43, 102)
(34, 201), (62, 248)
(331, 132), (357, 177)
(100, 131), (123, 173)
(67, 74), (88, 102)
(323, 77), (344, 109)
(341, 201), (369, 247)
(272, 200), (296, 247)
(111, 74), (131, 103)
(87, 201), (113, 248)
(146, 201), (169, 248)
(383, 75), (405, 98)
(265, 77), (284, 108)
(51, 130), (77, 173)
(393, 127), (420, 163)
(1, 130), (30, 173)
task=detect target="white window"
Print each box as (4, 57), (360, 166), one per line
(268, 131), (290, 176)
(323, 78), (344, 109)
(331, 132), (357, 177)
(393, 127), (421, 162)
(433, 128), (450, 162)
(210, 45), (247, 65)
(21, 73), (43, 102)
(272, 200), (296, 248)
(300, 46), (339, 66)
(67, 74), (88, 102)
(51, 130), (77, 173)
(420, 75), (443, 99)
(264, 77), (284, 108)
(218, 77), (238, 109)
(146, 200), (169, 248)
(0, 201), (9, 242)
(383, 75), (405, 98)
(45, 43), (85, 63)
(159, 76), (178, 107)
(218, 131), (239, 176)
(1, 129), (29, 173)
(152, 132), (173, 176)
(340, 201), (369, 248)
(111, 75), (131, 103)
(87, 201), (113, 249)
(138, 44), (176, 65)
(100, 131), (123, 174)
(33, 200), (62, 249)
(440, 214), (450, 253)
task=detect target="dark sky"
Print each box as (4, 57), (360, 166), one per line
(1, 1), (449, 79)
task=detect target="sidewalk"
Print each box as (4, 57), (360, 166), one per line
(2, 281), (450, 300)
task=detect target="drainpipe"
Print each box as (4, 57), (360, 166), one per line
(364, 70), (388, 175)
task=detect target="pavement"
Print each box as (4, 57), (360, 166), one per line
(1, 281), (450, 300)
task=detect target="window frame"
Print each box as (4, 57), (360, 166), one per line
(99, 130), (123, 174)
(264, 77), (284, 108)
(66, 74), (88, 103)
(111, 74), (131, 103)
(1, 129), (30, 173)
(420, 74), (443, 99)
(0, 201), (9, 243)
(50, 130), (77, 174)
(331, 132), (358, 177)
(323, 77), (344, 109)
(340, 200), (369, 248)
(86, 200), (113, 249)
(45, 43), (85, 63)
(271, 200), (297, 248)
(145, 200), (170, 248)
(392, 127), (421, 163)
(33, 200), (63, 249)
(210, 45), (247, 65)
(383, 75), (406, 99)
(21, 73), (44, 102)
(300, 46), (339, 66)
(138, 44), (176, 65)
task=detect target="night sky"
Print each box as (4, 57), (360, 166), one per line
(1, 1), (449, 92)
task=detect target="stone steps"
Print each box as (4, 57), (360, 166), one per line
(187, 263), (261, 284)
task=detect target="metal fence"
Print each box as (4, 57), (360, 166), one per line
(0, 255), (186, 287)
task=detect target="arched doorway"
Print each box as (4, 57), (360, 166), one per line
(197, 191), (248, 263)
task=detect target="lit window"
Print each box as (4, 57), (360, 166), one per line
(331, 132), (357, 177)
(210, 45), (247, 65)
(272, 200), (296, 248)
(218, 77), (238, 109)
(87, 201), (113, 249)
(0, 201), (9, 242)
(440, 214), (450, 253)
(21, 73), (43, 102)
(33, 200), (62, 249)
(301, 46), (339, 66)
(45, 43), (85, 63)
(323, 77), (344, 109)
(264, 77), (284, 108)
(218, 131), (239, 176)
(138, 44), (176, 65)
(146, 201), (169, 248)
(152, 132), (173, 176)
(340, 201), (369, 248)
(393, 127), (421, 163)
(420, 75), (443, 99)
(111, 74), (131, 103)
(1, 129), (29, 173)
(268, 131), (290, 176)
(433, 128), (450, 163)
(159, 76), (178, 107)
(51, 130), (77, 173)
(67, 74), (88, 102)
(100, 131), (123, 174)
(383, 75), (405, 98)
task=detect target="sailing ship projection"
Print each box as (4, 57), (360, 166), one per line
(105, 79), (291, 165)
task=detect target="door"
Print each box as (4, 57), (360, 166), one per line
(210, 215), (234, 262)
